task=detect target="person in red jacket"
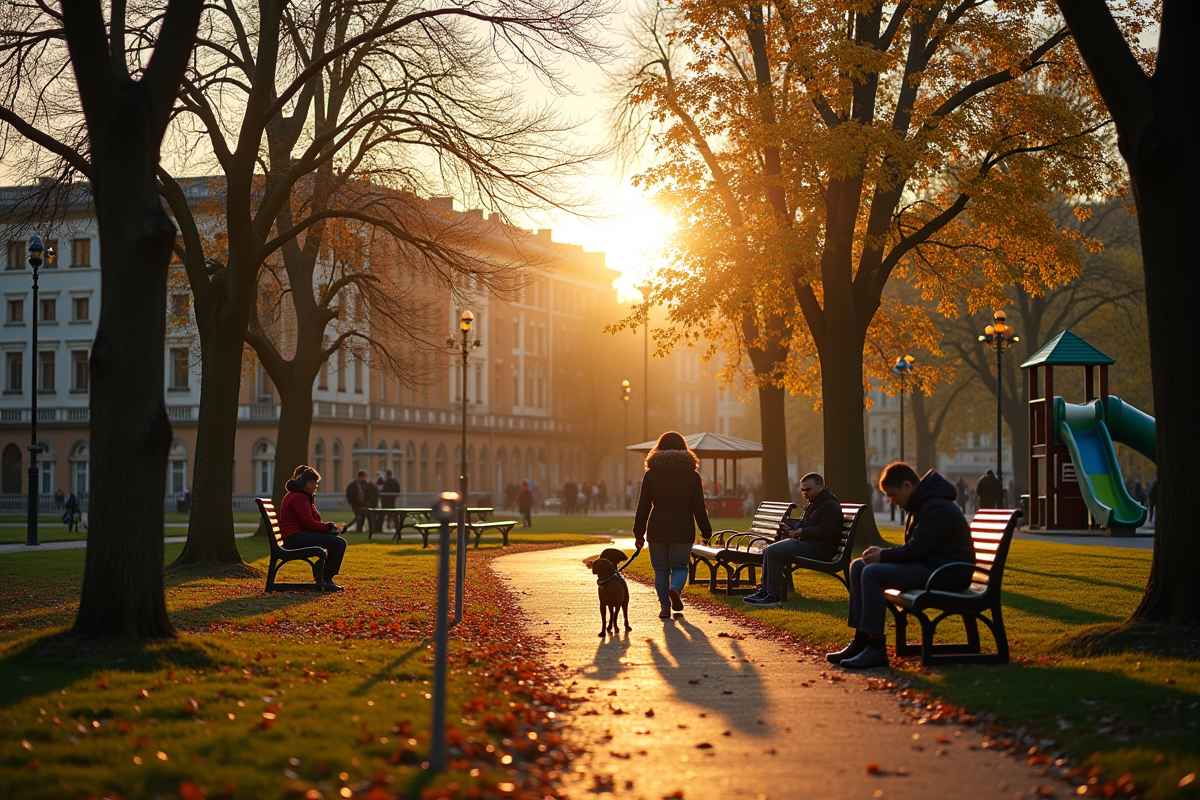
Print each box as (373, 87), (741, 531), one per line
(279, 466), (348, 591)
(517, 480), (534, 528)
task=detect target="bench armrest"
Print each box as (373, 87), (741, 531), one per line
(925, 562), (988, 591)
(727, 533), (772, 551)
(705, 529), (743, 546)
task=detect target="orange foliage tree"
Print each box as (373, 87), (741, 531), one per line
(610, 0), (1131, 521)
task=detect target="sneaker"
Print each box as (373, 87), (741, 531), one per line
(742, 588), (767, 603)
(668, 587), (684, 612)
(744, 592), (781, 607)
(659, 607), (672, 619)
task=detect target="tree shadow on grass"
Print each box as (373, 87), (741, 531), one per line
(169, 590), (326, 625)
(1003, 590), (1124, 626)
(0, 631), (221, 709)
(1006, 566), (1143, 593)
(349, 642), (425, 697)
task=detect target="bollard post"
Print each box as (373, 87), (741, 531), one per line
(428, 491), (458, 773)
(452, 499), (467, 626)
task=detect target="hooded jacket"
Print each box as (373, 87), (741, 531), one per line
(781, 486), (843, 553)
(633, 449), (713, 543)
(880, 471), (975, 583)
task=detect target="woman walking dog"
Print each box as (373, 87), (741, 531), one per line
(633, 432), (712, 619)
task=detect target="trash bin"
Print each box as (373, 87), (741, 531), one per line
(1019, 494), (1030, 519)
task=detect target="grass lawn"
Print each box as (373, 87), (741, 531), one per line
(0, 529), (597, 799)
(625, 528), (1200, 800)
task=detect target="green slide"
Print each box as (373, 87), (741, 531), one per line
(1053, 396), (1156, 530)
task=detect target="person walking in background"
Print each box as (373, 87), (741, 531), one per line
(563, 478), (578, 515)
(954, 476), (969, 514)
(381, 470), (401, 532)
(517, 480), (534, 527)
(1147, 478), (1158, 523)
(63, 491), (81, 532)
(634, 432), (713, 620)
(345, 470), (378, 533)
(582, 482), (594, 514)
(598, 480), (609, 511)
(975, 469), (1002, 510)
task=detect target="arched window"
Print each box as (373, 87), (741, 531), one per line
(168, 440), (188, 494)
(419, 442), (429, 492)
(35, 440), (55, 495)
(2, 443), (22, 494)
(314, 438), (325, 477)
(406, 441), (416, 493)
(252, 439), (275, 495)
(538, 448), (548, 485)
(351, 439), (363, 477)
(435, 443), (448, 490)
(478, 446), (489, 494)
(494, 447), (506, 494)
(332, 439), (343, 488)
(391, 440), (402, 478)
(70, 440), (90, 494)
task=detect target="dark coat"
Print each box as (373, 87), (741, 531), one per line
(975, 473), (1002, 508)
(781, 487), (842, 555)
(633, 449), (713, 543)
(346, 479), (378, 509)
(881, 471), (975, 584)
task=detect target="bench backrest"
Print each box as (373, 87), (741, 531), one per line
(255, 497), (286, 552)
(830, 503), (868, 562)
(748, 501), (795, 539)
(966, 509), (1020, 595)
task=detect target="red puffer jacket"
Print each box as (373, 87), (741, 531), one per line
(279, 487), (335, 539)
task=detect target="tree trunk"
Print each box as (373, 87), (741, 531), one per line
(1126, 128), (1199, 625)
(270, 371), (315, 512)
(910, 390), (937, 475)
(72, 88), (176, 639)
(819, 329), (888, 546)
(757, 382), (789, 500)
(172, 312), (247, 564)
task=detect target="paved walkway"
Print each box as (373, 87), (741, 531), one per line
(496, 540), (1061, 800)
(0, 531), (254, 555)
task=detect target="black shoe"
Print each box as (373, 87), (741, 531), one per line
(840, 645), (889, 669)
(743, 589), (767, 603)
(323, 580), (345, 592)
(826, 640), (866, 664)
(668, 587), (684, 612)
(744, 592), (781, 607)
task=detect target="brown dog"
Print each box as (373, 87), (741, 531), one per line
(591, 557), (632, 636)
(599, 548), (629, 569)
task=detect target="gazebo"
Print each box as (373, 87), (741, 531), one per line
(626, 432), (762, 516)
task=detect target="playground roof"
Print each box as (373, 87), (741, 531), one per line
(1020, 330), (1115, 368)
(625, 432), (763, 459)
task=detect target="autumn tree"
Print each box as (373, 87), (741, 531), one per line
(612, 0), (1130, 530)
(1053, 0), (1198, 626)
(0, 0), (204, 636)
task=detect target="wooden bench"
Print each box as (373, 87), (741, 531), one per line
(255, 497), (327, 592)
(413, 518), (519, 548)
(885, 508), (1020, 666)
(689, 501), (794, 593)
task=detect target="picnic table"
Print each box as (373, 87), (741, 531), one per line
(367, 507), (494, 541)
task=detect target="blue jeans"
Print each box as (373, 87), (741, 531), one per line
(649, 541), (691, 608)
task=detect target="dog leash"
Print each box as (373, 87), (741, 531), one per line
(596, 546), (643, 586)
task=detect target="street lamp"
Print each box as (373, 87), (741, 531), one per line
(979, 310), (1019, 505)
(621, 379), (631, 490)
(26, 236), (53, 547)
(446, 310), (480, 625)
(639, 283), (651, 442)
(892, 355), (916, 463)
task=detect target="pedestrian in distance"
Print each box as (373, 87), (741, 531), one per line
(517, 480), (534, 527)
(380, 470), (401, 532)
(744, 473), (842, 607)
(563, 478), (578, 515)
(976, 469), (1002, 509)
(828, 462), (975, 669)
(280, 466), (348, 591)
(63, 491), (81, 532)
(954, 476), (969, 514)
(345, 470), (378, 533)
(633, 431), (713, 620)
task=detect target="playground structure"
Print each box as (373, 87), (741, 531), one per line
(1022, 331), (1156, 534)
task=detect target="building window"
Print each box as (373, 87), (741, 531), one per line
(71, 441), (89, 493)
(314, 438), (325, 476)
(5, 352), (22, 393)
(39, 297), (55, 323)
(71, 238), (91, 267)
(170, 293), (189, 318)
(6, 242), (23, 270)
(512, 319), (520, 350)
(168, 440), (187, 494)
(336, 349), (346, 392)
(72, 296), (89, 321)
(170, 348), (189, 389)
(72, 350), (89, 392)
(353, 352), (363, 394)
(512, 372), (519, 406)
(474, 364), (482, 404)
(38, 351), (55, 393)
(252, 440), (275, 494)
(7, 298), (23, 324)
(256, 361), (273, 402)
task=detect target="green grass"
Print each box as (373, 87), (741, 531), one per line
(625, 528), (1200, 800)
(0, 530), (595, 799)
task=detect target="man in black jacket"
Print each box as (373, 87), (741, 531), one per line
(744, 473), (842, 607)
(830, 462), (976, 669)
(346, 471), (379, 533)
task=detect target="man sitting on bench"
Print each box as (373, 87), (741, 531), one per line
(829, 462), (975, 669)
(743, 473), (842, 607)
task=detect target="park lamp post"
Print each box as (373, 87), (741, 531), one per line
(26, 236), (53, 547)
(428, 491), (459, 773)
(639, 284), (651, 442)
(892, 355), (915, 464)
(621, 379), (631, 485)
(979, 311), (1019, 504)
(446, 310), (481, 627)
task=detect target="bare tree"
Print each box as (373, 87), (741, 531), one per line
(0, 0), (204, 637)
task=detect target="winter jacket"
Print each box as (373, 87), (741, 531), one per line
(880, 471), (975, 586)
(975, 473), (1002, 508)
(517, 487), (534, 507)
(780, 487), (843, 555)
(280, 480), (337, 540)
(381, 477), (401, 504)
(345, 479), (378, 509)
(633, 449), (713, 543)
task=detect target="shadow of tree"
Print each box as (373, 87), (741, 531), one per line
(350, 643), (425, 697)
(0, 631), (221, 709)
(1002, 590), (1123, 625)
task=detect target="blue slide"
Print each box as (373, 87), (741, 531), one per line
(1053, 397), (1155, 530)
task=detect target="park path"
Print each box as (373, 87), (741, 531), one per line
(495, 539), (1061, 800)
(0, 530), (255, 555)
